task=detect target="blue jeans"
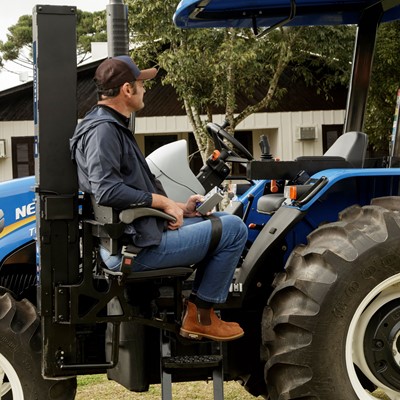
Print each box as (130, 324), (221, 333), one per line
(99, 213), (247, 304)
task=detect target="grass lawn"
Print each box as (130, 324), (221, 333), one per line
(76, 374), (262, 399)
(76, 374), (392, 399)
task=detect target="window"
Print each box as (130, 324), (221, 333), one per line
(144, 135), (178, 157)
(12, 137), (35, 179)
(322, 124), (344, 153)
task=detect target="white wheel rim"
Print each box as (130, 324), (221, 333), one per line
(0, 353), (24, 399)
(346, 273), (400, 399)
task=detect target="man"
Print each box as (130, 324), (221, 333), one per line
(70, 55), (247, 341)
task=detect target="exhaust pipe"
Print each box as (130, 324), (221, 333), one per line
(106, 0), (129, 57)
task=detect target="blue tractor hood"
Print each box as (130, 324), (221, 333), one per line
(174, 0), (400, 28)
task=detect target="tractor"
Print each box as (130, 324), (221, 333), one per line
(1, 0), (400, 399)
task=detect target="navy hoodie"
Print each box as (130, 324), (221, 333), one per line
(70, 105), (164, 248)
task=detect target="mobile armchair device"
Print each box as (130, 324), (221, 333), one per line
(2, 1), (400, 400)
(196, 192), (224, 215)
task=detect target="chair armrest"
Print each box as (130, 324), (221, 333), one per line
(119, 207), (176, 224)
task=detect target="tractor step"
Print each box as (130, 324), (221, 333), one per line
(160, 332), (224, 400)
(162, 354), (223, 370)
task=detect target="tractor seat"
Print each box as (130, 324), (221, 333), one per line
(102, 266), (194, 281)
(88, 197), (193, 281)
(295, 131), (368, 168)
(256, 131), (368, 214)
(257, 193), (286, 215)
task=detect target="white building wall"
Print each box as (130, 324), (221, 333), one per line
(0, 109), (346, 182)
(237, 109), (346, 161)
(0, 121), (34, 182)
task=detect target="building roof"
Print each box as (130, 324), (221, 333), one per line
(0, 59), (346, 122)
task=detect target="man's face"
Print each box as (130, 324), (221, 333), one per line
(129, 80), (146, 112)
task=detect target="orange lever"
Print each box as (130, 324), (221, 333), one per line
(270, 158), (280, 193)
(211, 150), (221, 161)
(270, 180), (278, 193)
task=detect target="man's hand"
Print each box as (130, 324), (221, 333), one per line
(183, 194), (204, 217)
(151, 193), (184, 230)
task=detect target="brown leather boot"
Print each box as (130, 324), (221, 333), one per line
(180, 301), (244, 341)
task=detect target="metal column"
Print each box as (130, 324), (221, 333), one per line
(33, 5), (80, 377)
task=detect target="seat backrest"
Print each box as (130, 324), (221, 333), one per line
(323, 131), (368, 167)
(90, 196), (122, 255)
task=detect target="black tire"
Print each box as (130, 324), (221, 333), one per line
(262, 198), (400, 399)
(0, 292), (77, 399)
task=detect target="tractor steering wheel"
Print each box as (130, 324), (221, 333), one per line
(206, 123), (253, 161)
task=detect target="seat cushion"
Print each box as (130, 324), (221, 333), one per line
(257, 193), (285, 214)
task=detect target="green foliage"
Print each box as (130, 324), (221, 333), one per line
(288, 26), (355, 94)
(0, 15), (32, 68)
(0, 10), (106, 68)
(364, 21), (400, 154)
(76, 10), (107, 57)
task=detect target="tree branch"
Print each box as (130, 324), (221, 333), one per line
(233, 29), (300, 127)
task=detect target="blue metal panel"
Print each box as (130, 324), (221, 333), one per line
(174, 0), (400, 28)
(0, 177), (36, 263)
(237, 180), (272, 243)
(292, 167), (400, 211)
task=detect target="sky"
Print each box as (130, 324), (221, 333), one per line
(0, 0), (109, 90)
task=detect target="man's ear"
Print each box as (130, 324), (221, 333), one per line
(122, 82), (136, 96)
(120, 82), (130, 96)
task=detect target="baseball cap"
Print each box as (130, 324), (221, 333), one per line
(94, 55), (157, 90)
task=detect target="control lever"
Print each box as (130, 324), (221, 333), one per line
(259, 135), (272, 160)
(259, 135), (279, 193)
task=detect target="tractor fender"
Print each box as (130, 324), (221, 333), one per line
(1, 241), (36, 267)
(235, 205), (305, 306)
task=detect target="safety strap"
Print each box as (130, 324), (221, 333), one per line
(204, 214), (222, 254)
(120, 244), (143, 274)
